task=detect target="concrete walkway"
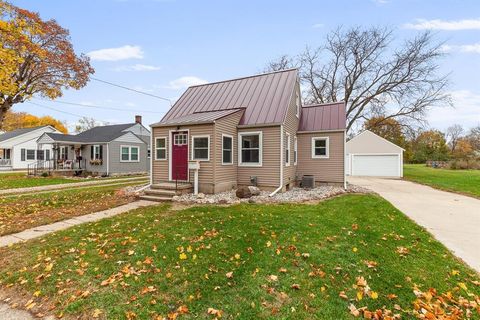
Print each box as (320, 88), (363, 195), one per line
(349, 177), (480, 272)
(0, 176), (148, 196)
(0, 200), (157, 247)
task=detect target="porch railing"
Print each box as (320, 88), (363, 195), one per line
(0, 159), (11, 166)
(28, 159), (87, 176)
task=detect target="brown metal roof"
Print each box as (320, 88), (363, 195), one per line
(160, 69), (298, 126)
(298, 102), (346, 131)
(152, 109), (244, 127)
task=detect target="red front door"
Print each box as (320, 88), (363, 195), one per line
(172, 132), (188, 180)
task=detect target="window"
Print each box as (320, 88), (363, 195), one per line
(155, 137), (167, 160)
(59, 146), (68, 160)
(222, 134), (233, 165)
(45, 150), (50, 161)
(312, 137), (329, 159)
(239, 132), (262, 166)
(285, 133), (291, 166)
(91, 145), (102, 160)
(174, 133), (187, 145)
(26, 149), (35, 160)
(121, 146), (140, 162)
(192, 136), (210, 161)
(37, 150), (44, 160)
(294, 136), (297, 165)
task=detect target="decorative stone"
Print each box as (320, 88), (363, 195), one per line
(197, 193), (205, 199)
(248, 186), (261, 196)
(236, 186), (252, 198)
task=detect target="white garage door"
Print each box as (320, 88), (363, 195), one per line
(352, 154), (400, 177)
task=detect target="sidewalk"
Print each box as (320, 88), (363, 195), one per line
(0, 200), (157, 247)
(0, 176), (148, 196)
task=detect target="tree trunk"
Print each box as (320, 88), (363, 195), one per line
(0, 102), (12, 130)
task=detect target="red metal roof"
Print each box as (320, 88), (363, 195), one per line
(160, 69), (298, 126)
(152, 109), (244, 127)
(298, 102), (346, 131)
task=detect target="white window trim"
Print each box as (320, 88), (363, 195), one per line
(92, 145), (101, 160)
(120, 145), (140, 163)
(221, 134), (233, 165)
(155, 137), (167, 160)
(285, 132), (291, 167)
(311, 137), (329, 159)
(191, 135), (210, 161)
(238, 131), (263, 167)
(294, 136), (298, 165)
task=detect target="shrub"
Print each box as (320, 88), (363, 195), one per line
(448, 159), (480, 170)
(41, 172), (49, 177)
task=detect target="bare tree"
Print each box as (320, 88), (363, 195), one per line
(466, 125), (480, 151)
(74, 117), (106, 133)
(265, 27), (451, 132)
(446, 124), (464, 152)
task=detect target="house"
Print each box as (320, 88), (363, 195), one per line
(36, 116), (150, 176)
(147, 69), (346, 199)
(346, 130), (404, 178)
(0, 125), (61, 171)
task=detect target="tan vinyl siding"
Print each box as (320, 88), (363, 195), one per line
(237, 126), (280, 189)
(297, 131), (345, 185)
(152, 124), (215, 193)
(213, 111), (243, 193)
(283, 82), (300, 187)
(152, 126), (170, 183)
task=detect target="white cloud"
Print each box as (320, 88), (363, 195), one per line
(428, 90), (480, 129)
(113, 64), (162, 72)
(164, 76), (208, 90)
(312, 23), (324, 28)
(87, 45), (144, 61)
(442, 43), (480, 54)
(404, 18), (480, 30)
(372, 0), (389, 5)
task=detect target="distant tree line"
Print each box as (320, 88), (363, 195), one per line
(364, 117), (480, 167)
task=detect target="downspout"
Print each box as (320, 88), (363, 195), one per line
(106, 143), (109, 176)
(269, 125), (284, 197)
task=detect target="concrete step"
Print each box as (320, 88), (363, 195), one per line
(139, 195), (172, 202)
(151, 182), (192, 191)
(145, 189), (176, 197)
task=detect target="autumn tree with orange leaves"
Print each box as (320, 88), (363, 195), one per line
(0, 1), (94, 127)
(2, 110), (68, 133)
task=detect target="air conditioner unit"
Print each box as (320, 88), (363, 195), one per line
(302, 175), (315, 189)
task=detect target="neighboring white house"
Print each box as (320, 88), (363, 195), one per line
(0, 126), (61, 171)
(346, 130), (404, 178)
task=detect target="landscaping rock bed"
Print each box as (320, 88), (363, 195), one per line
(172, 183), (372, 205)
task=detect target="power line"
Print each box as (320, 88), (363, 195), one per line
(27, 101), (87, 118)
(91, 77), (173, 105)
(35, 98), (166, 114)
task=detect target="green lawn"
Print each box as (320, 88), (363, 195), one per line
(0, 172), (148, 190)
(0, 181), (146, 236)
(404, 164), (480, 198)
(0, 172), (78, 190)
(0, 194), (478, 319)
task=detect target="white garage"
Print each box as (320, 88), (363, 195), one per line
(346, 130), (404, 178)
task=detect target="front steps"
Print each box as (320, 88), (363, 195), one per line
(139, 182), (192, 202)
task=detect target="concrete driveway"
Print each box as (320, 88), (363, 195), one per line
(348, 177), (480, 272)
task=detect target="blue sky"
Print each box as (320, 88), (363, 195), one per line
(11, 0), (480, 132)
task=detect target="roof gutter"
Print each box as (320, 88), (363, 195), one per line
(270, 124), (284, 197)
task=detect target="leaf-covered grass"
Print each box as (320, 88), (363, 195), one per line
(0, 172), (148, 190)
(404, 164), (480, 198)
(0, 181), (144, 236)
(0, 172), (78, 190)
(0, 194), (478, 319)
